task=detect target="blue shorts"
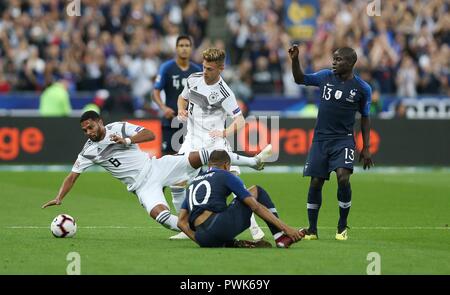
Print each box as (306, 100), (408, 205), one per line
(194, 199), (252, 248)
(303, 138), (355, 180)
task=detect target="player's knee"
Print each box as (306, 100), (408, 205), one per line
(310, 177), (324, 189)
(337, 175), (350, 187)
(171, 182), (186, 189)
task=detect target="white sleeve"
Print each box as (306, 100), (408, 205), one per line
(221, 93), (241, 118)
(72, 154), (94, 174)
(124, 122), (145, 137)
(180, 83), (189, 100)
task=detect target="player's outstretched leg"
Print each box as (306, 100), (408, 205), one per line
(191, 145), (273, 171)
(250, 185), (305, 248)
(229, 167), (265, 241)
(335, 168), (352, 240)
(305, 177), (324, 240)
(150, 204), (180, 232)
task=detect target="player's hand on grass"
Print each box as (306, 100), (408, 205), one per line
(162, 106), (175, 119)
(178, 110), (188, 121)
(42, 198), (62, 209)
(209, 130), (225, 139)
(359, 147), (374, 170)
(288, 44), (299, 60)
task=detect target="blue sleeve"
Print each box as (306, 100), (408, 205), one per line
(154, 61), (170, 90)
(303, 69), (332, 87)
(192, 63), (202, 72)
(359, 82), (372, 117)
(181, 196), (189, 211)
(224, 172), (251, 201)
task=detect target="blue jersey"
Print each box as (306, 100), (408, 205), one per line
(304, 69), (372, 141)
(181, 168), (251, 230)
(154, 60), (202, 126)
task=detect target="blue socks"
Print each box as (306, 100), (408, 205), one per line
(337, 183), (352, 232)
(307, 186), (322, 233)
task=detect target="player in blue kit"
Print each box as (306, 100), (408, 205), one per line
(177, 150), (306, 248)
(153, 35), (202, 155)
(288, 45), (374, 241)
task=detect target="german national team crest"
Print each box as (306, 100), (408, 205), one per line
(208, 91), (220, 104)
(335, 90), (343, 100)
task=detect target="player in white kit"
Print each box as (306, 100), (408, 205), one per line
(41, 111), (271, 234)
(169, 48), (267, 240)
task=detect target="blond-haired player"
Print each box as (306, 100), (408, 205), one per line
(170, 48), (269, 240)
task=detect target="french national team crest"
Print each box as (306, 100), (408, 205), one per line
(208, 91), (220, 104)
(346, 89), (357, 102)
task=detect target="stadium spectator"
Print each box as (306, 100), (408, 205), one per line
(396, 55), (418, 98)
(0, 0), (448, 113)
(39, 79), (72, 116)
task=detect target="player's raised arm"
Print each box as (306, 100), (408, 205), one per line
(288, 44), (305, 84)
(42, 172), (80, 208)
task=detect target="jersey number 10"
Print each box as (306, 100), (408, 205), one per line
(187, 180), (211, 210)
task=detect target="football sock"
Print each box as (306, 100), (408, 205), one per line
(155, 210), (180, 232)
(199, 148), (210, 165)
(199, 149), (257, 167)
(227, 152), (258, 167)
(337, 183), (352, 232)
(170, 185), (186, 213)
(307, 186), (322, 233)
(255, 186), (280, 236)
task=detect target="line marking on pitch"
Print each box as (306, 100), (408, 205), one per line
(4, 226), (449, 230)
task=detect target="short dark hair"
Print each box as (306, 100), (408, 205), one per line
(80, 110), (101, 123)
(209, 150), (231, 166)
(176, 35), (192, 47)
(338, 47), (357, 66)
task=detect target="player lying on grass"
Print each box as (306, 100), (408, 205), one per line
(177, 150), (306, 248)
(41, 111), (272, 234)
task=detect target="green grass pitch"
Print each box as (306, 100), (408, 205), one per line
(1, 170), (449, 274)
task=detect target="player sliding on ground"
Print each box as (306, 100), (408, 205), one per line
(288, 45), (374, 241)
(177, 150), (306, 248)
(41, 111), (272, 233)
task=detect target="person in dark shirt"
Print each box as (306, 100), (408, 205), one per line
(177, 150), (306, 248)
(153, 35), (202, 155)
(289, 45), (374, 241)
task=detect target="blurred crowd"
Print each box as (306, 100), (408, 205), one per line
(0, 0), (449, 115)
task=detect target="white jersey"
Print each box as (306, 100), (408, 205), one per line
(180, 72), (241, 150)
(71, 122), (151, 192)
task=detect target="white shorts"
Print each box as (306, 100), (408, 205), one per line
(178, 137), (240, 177)
(135, 154), (193, 214)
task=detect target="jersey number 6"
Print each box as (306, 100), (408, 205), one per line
(108, 158), (122, 167)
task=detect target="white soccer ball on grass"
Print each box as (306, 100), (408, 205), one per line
(50, 214), (77, 238)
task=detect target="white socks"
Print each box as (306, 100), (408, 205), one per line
(155, 210), (180, 232)
(198, 148), (257, 167)
(170, 185), (186, 213)
(227, 152), (258, 167)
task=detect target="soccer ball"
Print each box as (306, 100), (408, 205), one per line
(50, 214), (77, 238)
